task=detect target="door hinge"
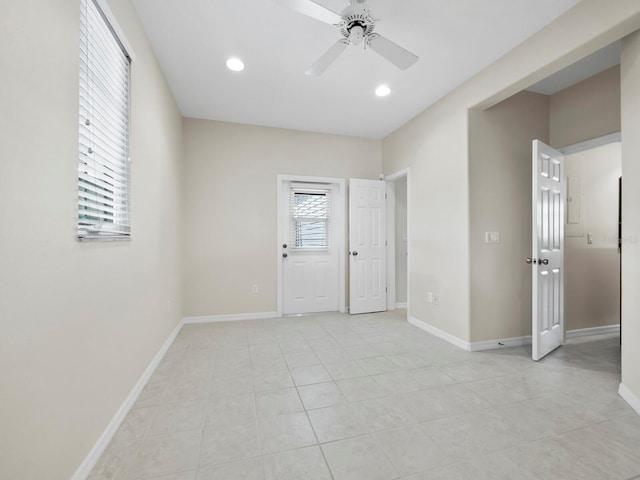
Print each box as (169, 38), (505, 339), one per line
(385, 286), (388, 293)
(385, 240), (387, 246)
(385, 193), (387, 199)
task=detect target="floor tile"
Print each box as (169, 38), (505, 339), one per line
(335, 376), (387, 402)
(284, 351), (321, 368)
(323, 360), (368, 380)
(258, 412), (317, 453)
(372, 424), (452, 476)
(149, 401), (205, 436)
(255, 388), (304, 417)
(307, 403), (369, 443)
(199, 422), (260, 468)
(195, 457), (263, 480)
(263, 445), (332, 480)
(322, 435), (398, 480)
(297, 381), (346, 410)
(127, 430), (202, 479)
(356, 356), (400, 375)
(290, 365), (333, 386)
(88, 313), (633, 480)
(253, 370), (294, 392)
(204, 393), (255, 427)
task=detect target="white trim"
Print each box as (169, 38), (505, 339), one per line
(183, 311), (278, 324)
(385, 168), (410, 318)
(407, 317), (620, 354)
(385, 180), (396, 311)
(395, 302), (408, 309)
(558, 132), (621, 155)
(470, 335), (532, 352)
(92, 0), (137, 61)
(408, 316), (471, 351)
(566, 324), (620, 339)
(277, 175), (346, 317)
(70, 319), (183, 480)
(619, 383), (640, 416)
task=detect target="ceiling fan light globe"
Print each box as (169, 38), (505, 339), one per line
(349, 25), (364, 45)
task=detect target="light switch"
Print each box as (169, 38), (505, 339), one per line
(485, 232), (500, 243)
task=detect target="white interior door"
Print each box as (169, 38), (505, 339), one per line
(349, 179), (386, 314)
(282, 181), (340, 315)
(531, 140), (565, 361)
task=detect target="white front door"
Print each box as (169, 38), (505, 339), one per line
(349, 178), (386, 314)
(531, 140), (565, 361)
(282, 181), (340, 314)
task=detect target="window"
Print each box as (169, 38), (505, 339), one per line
(78, 0), (131, 239)
(290, 188), (330, 248)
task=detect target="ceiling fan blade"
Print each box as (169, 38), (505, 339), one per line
(368, 33), (418, 70)
(275, 0), (342, 25)
(306, 39), (348, 76)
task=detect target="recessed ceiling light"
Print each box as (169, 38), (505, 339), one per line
(375, 85), (391, 97)
(226, 57), (245, 72)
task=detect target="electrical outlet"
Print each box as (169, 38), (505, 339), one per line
(251, 284), (258, 294)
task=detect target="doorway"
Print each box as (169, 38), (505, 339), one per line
(385, 169), (409, 316)
(277, 175), (346, 316)
(561, 138), (622, 337)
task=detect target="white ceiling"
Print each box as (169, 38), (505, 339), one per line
(133, 0), (582, 139)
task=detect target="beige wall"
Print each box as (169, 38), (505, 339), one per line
(550, 66), (621, 148)
(0, 1), (184, 479)
(382, 0), (640, 349)
(565, 143), (622, 331)
(621, 30), (640, 411)
(394, 176), (408, 304)
(469, 91), (550, 343)
(182, 119), (381, 317)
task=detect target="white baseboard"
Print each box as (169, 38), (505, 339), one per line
(408, 316), (470, 351)
(183, 311), (278, 324)
(395, 302), (408, 309)
(566, 324), (620, 339)
(407, 316), (620, 354)
(70, 319), (184, 480)
(470, 335), (532, 352)
(619, 383), (640, 416)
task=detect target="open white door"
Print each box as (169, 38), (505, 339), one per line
(531, 140), (565, 361)
(349, 179), (386, 314)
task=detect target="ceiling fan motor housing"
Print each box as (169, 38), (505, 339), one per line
(339, 3), (376, 46)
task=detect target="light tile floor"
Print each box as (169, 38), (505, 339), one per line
(88, 310), (640, 480)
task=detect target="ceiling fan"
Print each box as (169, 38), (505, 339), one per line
(277, 0), (419, 76)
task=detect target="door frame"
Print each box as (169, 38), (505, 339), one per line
(385, 168), (410, 316)
(277, 174), (346, 317)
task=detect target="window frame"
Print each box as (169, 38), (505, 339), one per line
(77, 0), (135, 241)
(290, 187), (331, 251)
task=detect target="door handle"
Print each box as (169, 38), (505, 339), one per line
(352, 251), (358, 256)
(526, 258), (536, 264)
(539, 258), (549, 265)
(282, 253), (288, 258)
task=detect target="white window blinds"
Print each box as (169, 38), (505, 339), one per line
(290, 188), (330, 248)
(78, 0), (131, 239)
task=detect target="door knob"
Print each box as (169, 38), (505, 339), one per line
(282, 244), (287, 249)
(282, 253), (288, 258)
(540, 258), (549, 265)
(352, 251), (358, 256)
(526, 258), (536, 264)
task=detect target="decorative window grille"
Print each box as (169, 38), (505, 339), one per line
(290, 189), (330, 248)
(78, 0), (131, 239)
